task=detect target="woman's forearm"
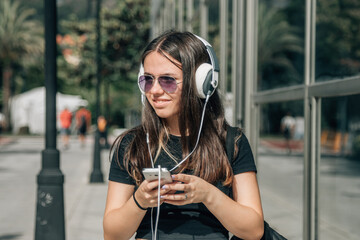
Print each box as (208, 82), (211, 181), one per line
(204, 184), (264, 240)
(103, 196), (147, 240)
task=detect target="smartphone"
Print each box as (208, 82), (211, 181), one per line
(142, 168), (173, 183)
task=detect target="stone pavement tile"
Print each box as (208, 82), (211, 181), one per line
(67, 184), (107, 240)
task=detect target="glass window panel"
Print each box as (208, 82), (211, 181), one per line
(258, 0), (305, 90)
(316, 1), (360, 82)
(192, 0), (219, 45)
(258, 101), (304, 240)
(319, 95), (360, 239)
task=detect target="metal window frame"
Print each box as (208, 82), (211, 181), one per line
(219, 0), (228, 96)
(250, 1), (360, 239)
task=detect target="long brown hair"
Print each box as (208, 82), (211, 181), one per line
(112, 31), (234, 186)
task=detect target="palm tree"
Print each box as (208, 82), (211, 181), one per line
(257, 2), (303, 88)
(0, 0), (44, 131)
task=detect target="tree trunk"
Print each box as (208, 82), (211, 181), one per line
(2, 64), (12, 132)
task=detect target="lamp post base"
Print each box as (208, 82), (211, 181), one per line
(35, 149), (65, 240)
(90, 130), (104, 183)
(90, 169), (104, 183)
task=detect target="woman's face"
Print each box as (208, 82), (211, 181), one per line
(143, 51), (183, 124)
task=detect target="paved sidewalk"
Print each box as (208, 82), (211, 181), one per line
(0, 135), (110, 240)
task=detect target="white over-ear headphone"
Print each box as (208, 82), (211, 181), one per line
(194, 35), (220, 99)
(138, 34), (219, 99)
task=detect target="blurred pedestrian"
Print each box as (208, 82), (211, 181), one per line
(281, 111), (296, 154)
(75, 107), (91, 147)
(59, 107), (73, 149)
(294, 116), (304, 140)
(97, 115), (109, 148)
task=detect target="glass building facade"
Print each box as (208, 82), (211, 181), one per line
(150, 1), (360, 239)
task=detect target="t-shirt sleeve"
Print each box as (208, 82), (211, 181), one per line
(108, 134), (136, 185)
(231, 133), (257, 175)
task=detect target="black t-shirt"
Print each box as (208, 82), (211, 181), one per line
(109, 132), (257, 239)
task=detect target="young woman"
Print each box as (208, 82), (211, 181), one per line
(103, 31), (264, 240)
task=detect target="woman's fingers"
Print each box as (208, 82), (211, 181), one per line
(161, 174), (211, 205)
(161, 192), (190, 205)
(162, 174), (195, 192)
(138, 174), (209, 206)
(142, 179), (162, 191)
(162, 181), (188, 192)
(136, 180), (171, 208)
(171, 173), (191, 183)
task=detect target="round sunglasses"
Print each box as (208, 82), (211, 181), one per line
(138, 75), (182, 93)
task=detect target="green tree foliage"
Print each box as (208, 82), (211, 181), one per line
(57, 0), (149, 127)
(316, 0), (360, 80)
(0, 0), (44, 130)
(258, 2), (303, 90)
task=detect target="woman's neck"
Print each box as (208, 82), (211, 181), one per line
(165, 123), (189, 137)
(164, 117), (181, 136)
(167, 125), (181, 136)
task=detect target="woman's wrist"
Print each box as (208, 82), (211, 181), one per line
(203, 183), (221, 206)
(132, 191), (147, 211)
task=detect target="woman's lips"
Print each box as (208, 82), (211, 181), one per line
(152, 98), (170, 107)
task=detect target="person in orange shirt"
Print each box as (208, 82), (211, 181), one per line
(97, 115), (109, 148)
(75, 107), (91, 147)
(59, 107), (73, 149)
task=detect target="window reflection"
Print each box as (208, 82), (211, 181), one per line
(316, 1), (360, 81)
(319, 95), (360, 240)
(258, 0), (304, 90)
(258, 101), (304, 239)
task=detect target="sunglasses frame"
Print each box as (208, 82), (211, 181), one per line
(138, 74), (182, 94)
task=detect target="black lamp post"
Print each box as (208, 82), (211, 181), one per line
(90, 0), (104, 183)
(35, 0), (65, 239)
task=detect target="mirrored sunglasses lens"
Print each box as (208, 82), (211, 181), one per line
(139, 75), (154, 92)
(144, 76), (154, 92)
(139, 75), (146, 92)
(158, 76), (177, 93)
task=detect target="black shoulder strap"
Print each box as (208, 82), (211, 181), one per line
(225, 126), (238, 161)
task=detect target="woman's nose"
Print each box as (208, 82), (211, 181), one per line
(149, 78), (164, 94)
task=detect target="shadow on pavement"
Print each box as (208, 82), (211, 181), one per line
(0, 233), (22, 240)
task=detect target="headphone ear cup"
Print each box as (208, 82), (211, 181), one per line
(195, 63), (214, 99)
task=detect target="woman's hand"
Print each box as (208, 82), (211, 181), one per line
(160, 174), (213, 205)
(134, 179), (171, 208)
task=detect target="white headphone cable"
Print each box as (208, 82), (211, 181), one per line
(146, 93), (211, 239)
(169, 94), (210, 172)
(146, 133), (155, 168)
(147, 133), (159, 239)
(147, 166), (161, 240)
(153, 165), (161, 240)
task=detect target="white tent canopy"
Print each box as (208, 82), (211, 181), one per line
(10, 87), (88, 134)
